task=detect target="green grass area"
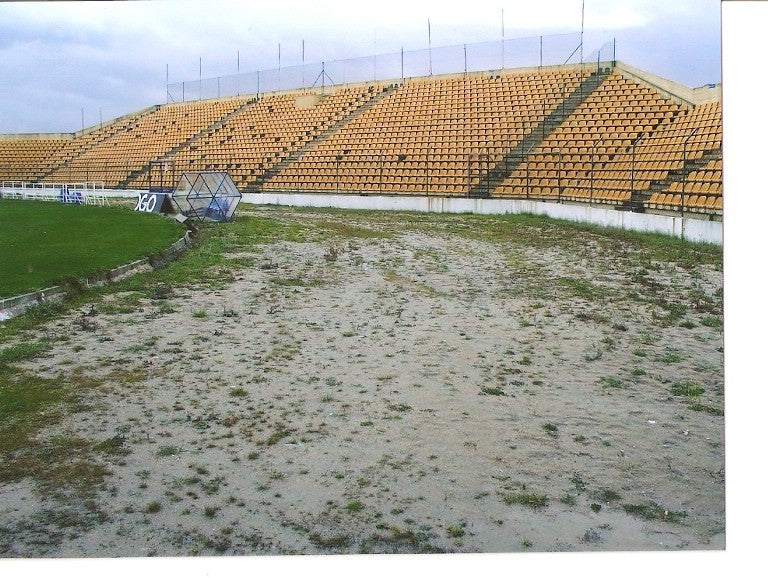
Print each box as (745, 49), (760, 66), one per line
(0, 200), (183, 299)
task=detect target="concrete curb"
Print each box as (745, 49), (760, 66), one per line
(0, 231), (193, 321)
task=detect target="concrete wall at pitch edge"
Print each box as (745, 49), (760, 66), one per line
(242, 193), (723, 246)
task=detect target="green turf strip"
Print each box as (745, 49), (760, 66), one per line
(0, 200), (182, 299)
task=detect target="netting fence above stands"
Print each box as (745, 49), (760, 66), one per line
(167, 33), (616, 102)
(171, 171), (241, 222)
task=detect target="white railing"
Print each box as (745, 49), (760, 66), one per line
(0, 181), (109, 205)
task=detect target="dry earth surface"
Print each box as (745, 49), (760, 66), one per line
(0, 206), (724, 558)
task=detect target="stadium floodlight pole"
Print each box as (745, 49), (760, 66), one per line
(580, 0), (585, 99)
(428, 18), (433, 76)
(539, 35), (543, 69)
(199, 57), (202, 101)
(501, 9), (505, 70)
(237, 51), (240, 96)
(580, 0), (585, 67)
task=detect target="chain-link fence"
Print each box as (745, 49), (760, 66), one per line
(167, 32), (611, 102)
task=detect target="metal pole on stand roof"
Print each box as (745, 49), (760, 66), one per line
(428, 19), (432, 76)
(580, 0), (585, 96)
(501, 9), (504, 69)
(580, 0), (585, 67)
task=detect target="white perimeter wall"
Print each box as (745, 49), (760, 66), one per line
(243, 193), (723, 246)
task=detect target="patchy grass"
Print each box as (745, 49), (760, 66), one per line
(345, 500), (365, 513)
(670, 379), (705, 398)
(501, 492), (549, 508)
(270, 277), (326, 288)
(261, 428), (292, 446)
(0, 340), (50, 366)
(555, 277), (610, 301)
(599, 376), (624, 389)
(309, 532), (352, 550)
(542, 423), (559, 436)
(622, 502), (687, 523)
(480, 386), (506, 396)
(0, 205), (722, 555)
(445, 524), (466, 538)
(0, 360), (107, 492)
(93, 434), (130, 457)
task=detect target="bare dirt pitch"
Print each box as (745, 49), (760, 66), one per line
(0, 205), (724, 556)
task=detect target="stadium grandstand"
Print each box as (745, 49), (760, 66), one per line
(0, 37), (722, 221)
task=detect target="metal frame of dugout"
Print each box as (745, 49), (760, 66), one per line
(171, 171), (241, 222)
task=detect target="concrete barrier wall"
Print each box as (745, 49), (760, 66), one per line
(242, 192), (723, 246)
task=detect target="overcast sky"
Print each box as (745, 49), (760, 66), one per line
(0, 0), (722, 134)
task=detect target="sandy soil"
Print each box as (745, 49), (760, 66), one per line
(0, 207), (724, 557)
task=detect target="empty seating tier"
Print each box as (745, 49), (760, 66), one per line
(40, 99), (251, 188)
(494, 72), (684, 203)
(1, 64), (722, 217)
(0, 139), (68, 182)
(171, 85), (387, 191)
(263, 68), (590, 195)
